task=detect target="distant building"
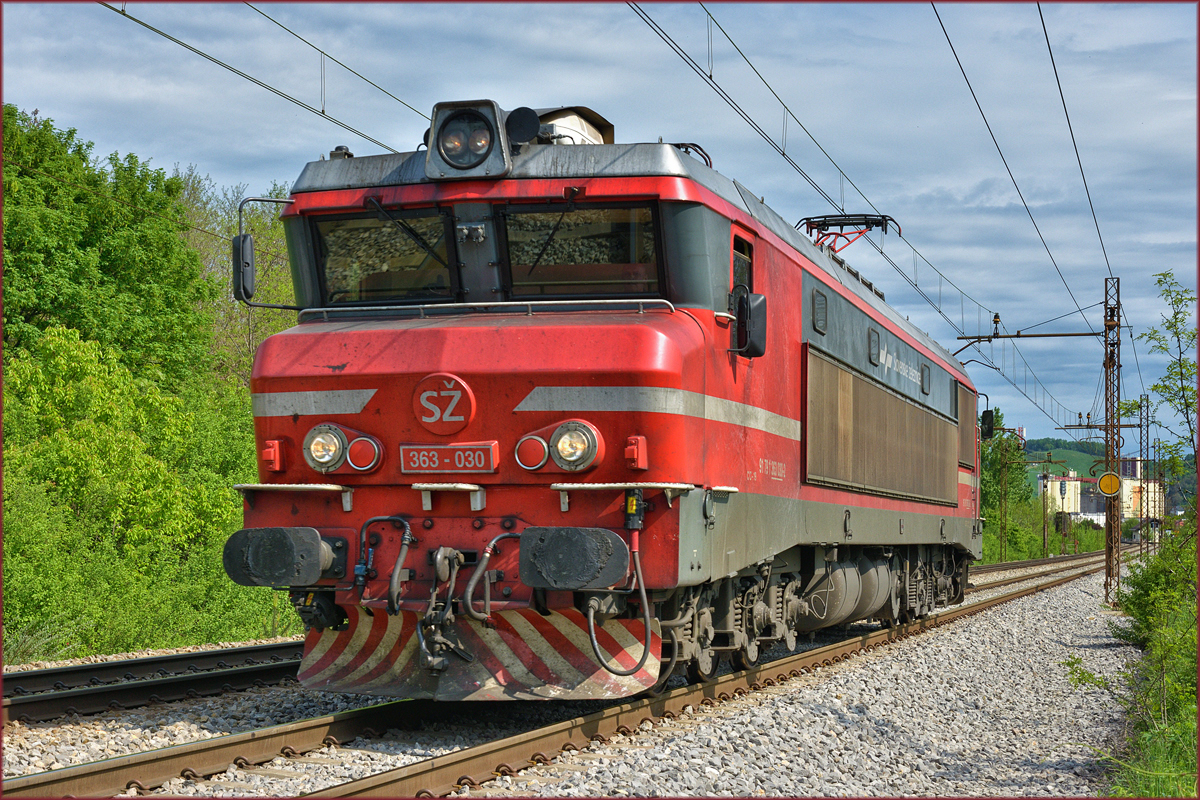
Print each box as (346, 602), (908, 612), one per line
(1072, 463), (1165, 534)
(1038, 471), (1081, 514)
(1122, 478), (1166, 519)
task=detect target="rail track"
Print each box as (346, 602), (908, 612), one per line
(3, 555), (1110, 798)
(2, 549), (1122, 727)
(970, 546), (1125, 575)
(2, 642), (302, 724)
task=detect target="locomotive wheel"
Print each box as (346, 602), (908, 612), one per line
(782, 627), (798, 652)
(685, 647), (719, 683)
(730, 638), (759, 671)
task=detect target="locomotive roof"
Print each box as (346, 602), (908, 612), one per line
(292, 145), (961, 372)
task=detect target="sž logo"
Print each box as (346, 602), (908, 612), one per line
(412, 373), (476, 435)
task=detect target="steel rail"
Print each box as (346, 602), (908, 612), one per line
(311, 564), (1105, 797)
(3, 641), (302, 697)
(968, 554), (1107, 593)
(0, 557), (1102, 726)
(3, 659), (301, 725)
(1, 701), (426, 798)
(971, 547), (1107, 575)
(2, 564), (1104, 798)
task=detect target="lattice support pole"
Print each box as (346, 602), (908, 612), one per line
(1140, 394), (1150, 555)
(1103, 277), (1121, 605)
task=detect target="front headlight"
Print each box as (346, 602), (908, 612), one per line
(438, 111), (493, 169)
(303, 425), (348, 472)
(556, 430), (589, 462)
(549, 421), (600, 471)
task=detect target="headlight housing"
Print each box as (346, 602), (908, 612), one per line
(424, 100), (537, 181)
(303, 424), (348, 473)
(549, 421), (601, 471)
(437, 110), (493, 170)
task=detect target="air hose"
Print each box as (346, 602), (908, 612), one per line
(462, 531), (522, 621)
(386, 520), (415, 615)
(586, 531), (653, 677)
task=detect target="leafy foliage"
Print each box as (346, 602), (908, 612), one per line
(172, 164), (297, 387)
(1080, 505), (1197, 797)
(1137, 271), (1197, 504)
(1, 107), (303, 662)
(1025, 437), (1105, 458)
(2, 105), (216, 388)
(1, 328), (299, 659)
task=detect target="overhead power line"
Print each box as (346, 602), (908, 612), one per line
(1037, 4), (1113, 281)
(697, 2), (995, 324)
(931, 3), (1097, 341)
(632, 2), (1081, 434)
(627, 2), (840, 210)
(99, 2), (399, 154)
(243, 3), (428, 121)
(1032, 1), (1142, 398)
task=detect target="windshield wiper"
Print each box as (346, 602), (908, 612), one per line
(525, 187), (580, 276)
(366, 197), (449, 269)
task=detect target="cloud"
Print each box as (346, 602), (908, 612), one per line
(4, 1), (1194, 441)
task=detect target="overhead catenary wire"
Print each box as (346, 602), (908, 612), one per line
(99, 2), (400, 154)
(931, 3), (1098, 340)
(698, 2), (995, 323)
(640, 3), (1082, 434)
(1037, 4), (1146, 402)
(243, 3), (429, 121)
(627, 2), (841, 211)
(1020, 302), (1103, 333)
(1037, 3), (1113, 282)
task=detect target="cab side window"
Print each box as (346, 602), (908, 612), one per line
(729, 235), (753, 315)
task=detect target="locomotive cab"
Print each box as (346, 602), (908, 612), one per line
(223, 99), (982, 701)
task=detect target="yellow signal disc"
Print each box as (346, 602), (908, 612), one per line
(1097, 472), (1121, 497)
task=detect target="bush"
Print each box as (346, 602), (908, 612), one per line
(1, 328), (301, 663)
(1100, 510), (1198, 797)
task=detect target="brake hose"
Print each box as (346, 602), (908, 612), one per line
(387, 522), (416, 615)
(586, 532), (653, 677)
(462, 532), (522, 621)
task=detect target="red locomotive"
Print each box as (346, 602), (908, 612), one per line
(223, 100), (983, 700)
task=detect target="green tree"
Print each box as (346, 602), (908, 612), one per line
(1, 107), (300, 661)
(2, 105), (216, 387)
(172, 164), (297, 388)
(2, 327), (289, 659)
(1138, 271), (1197, 492)
(979, 408), (1038, 561)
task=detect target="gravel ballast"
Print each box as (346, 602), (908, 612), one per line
(461, 572), (1134, 797)
(3, 570), (1134, 796)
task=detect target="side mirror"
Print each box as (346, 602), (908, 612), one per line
(980, 409), (994, 440)
(732, 288), (767, 358)
(232, 233), (256, 300)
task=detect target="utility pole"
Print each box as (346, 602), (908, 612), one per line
(1140, 394), (1150, 556)
(1054, 278), (1124, 603)
(1038, 453), (1067, 558)
(1103, 278), (1121, 604)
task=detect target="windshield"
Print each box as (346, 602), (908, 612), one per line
(314, 211), (454, 304)
(503, 205), (660, 297)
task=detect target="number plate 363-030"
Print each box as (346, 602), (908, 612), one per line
(399, 441), (499, 474)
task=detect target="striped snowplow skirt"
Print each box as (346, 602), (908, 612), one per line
(298, 606), (661, 700)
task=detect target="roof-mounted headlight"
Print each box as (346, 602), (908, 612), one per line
(424, 100), (539, 181)
(437, 110), (493, 169)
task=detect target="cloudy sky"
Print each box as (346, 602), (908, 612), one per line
(4, 2), (1196, 445)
